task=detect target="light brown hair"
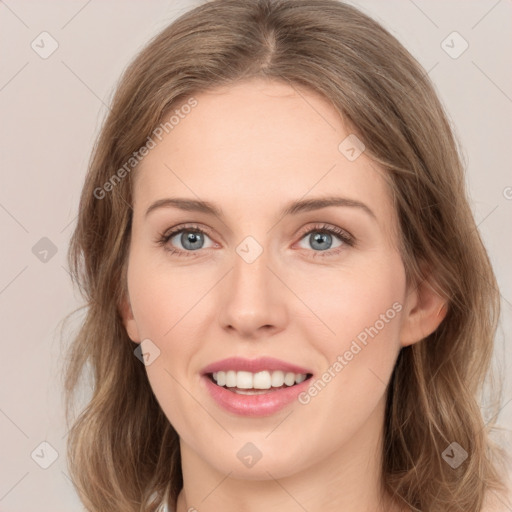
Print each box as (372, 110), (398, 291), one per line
(63, 0), (509, 510)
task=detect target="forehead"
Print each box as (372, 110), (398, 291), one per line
(133, 78), (393, 225)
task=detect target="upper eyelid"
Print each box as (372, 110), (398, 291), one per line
(163, 222), (353, 247)
(165, 224), (215, 241)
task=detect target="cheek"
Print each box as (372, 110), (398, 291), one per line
(126, 255), (208, 444)
(129, 244), (405, 385)
(126, 248), (215, 399)
(124, 243), (407, 477)
(126, 244), (206, 340)
(290, 253), (405, 351)
(290, 256), (405, 443)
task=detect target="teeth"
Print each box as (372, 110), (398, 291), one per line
(284, 372), (296, 386)
(295, 373), (306, 384)
(254, 371), (272, 389)
(271, 370), (284, 387)
(211, 370), (309, 389)
(226, 370), (237, 388)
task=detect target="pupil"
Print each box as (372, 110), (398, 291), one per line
(311, 232), (331, 251)
(183, 232), (203, 249)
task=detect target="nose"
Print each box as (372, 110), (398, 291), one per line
(217, 245), (288, 339)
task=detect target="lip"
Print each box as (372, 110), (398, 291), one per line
(201, 356), (312, 375)
(200, 357), (313, 417)
(201, 373), (312, 417)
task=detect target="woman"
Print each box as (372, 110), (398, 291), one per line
(64, 0), (511, 510)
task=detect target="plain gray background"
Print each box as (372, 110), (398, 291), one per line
(0, 0), (511, 510)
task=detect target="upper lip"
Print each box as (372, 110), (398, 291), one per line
(201, 357), (312, 375)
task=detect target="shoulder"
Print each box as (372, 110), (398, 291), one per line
(482, 461), (512, 511)
(481, 492), (511, 512)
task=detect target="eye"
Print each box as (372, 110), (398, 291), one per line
(156, 222), (355, 258)
(156, 224), (216, 257)
(295, 223), (354, 258)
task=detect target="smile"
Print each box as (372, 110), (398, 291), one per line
(200, 357), (314, 416)
(210, 370), (309, 394)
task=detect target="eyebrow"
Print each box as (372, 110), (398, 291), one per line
(144, 196), (376, 220)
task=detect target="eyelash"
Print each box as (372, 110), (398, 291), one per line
(155, 223), (355, 259)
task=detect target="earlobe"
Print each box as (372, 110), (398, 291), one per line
(400, 273), (448, 348)
(119, 295), (141, 343)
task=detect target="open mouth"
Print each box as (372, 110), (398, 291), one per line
(207, 370), (313, 395)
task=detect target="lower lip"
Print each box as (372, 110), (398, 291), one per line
(201, 374), (311, 417)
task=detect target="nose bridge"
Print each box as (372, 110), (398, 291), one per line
(232, 238), (269, 294)
(218, 234), (286, 336)
(231, 237), (273, 309)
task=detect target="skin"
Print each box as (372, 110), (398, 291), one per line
(120, 77), (446, 512)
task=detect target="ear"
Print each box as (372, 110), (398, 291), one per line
(119, 294), (142, 343)
(400, 269), (448, 347)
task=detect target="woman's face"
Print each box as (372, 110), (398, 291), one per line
(122, 78), (417, 481)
